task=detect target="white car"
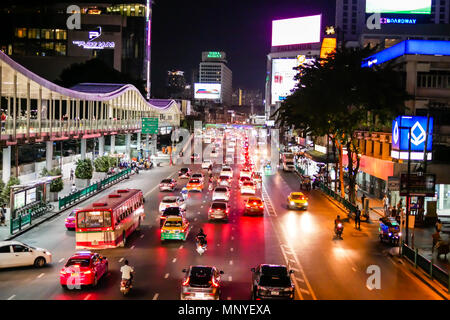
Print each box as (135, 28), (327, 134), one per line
(159, 196), (186, 213)
(212, 187), (231, 201)
(240, 181), (256, 195)
(0, 241), (52, 269)
(240, 169), (253, 179)
(202, 160), (213, 169)
(220, 166), (233, 178)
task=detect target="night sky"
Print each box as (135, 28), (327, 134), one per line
(151, 0), (335, 97)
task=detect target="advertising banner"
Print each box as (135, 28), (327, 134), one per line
(194, 83), (221, 100)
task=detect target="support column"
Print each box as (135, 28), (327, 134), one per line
(145, 134), (149, 158)
(98, 136), (105, 156)
(125, 133), (131, 160)
(2, 146), (11, 184)
(46, 141), (53, 171)
(80, 138), (86, 160)
(137, 132), (141, 150)
(110, 135), (116, 154)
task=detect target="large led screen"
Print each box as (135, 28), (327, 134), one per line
(272, 15), (321, 47)
(271, 56), (314, 105)
(194, 83), (221, 100)
(366, 0), (431, 14)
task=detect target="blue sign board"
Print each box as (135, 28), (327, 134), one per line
(392, 116), (433, 152)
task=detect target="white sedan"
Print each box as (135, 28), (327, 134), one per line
(220, 166), (233, 178)
(159, 196), (186, 213)
(212, 187), (231, 202)
(0, 241), (52, 269)
(202, 160), (213, 169)
(240, 181), (256, 195)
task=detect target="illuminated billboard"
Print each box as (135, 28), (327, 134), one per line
(391, 116), (433, 160)
(194, 83), (221, 100)
(366, 0), (431, 14)
(272, 15), (321, 47)
(271, 56), (314, 105)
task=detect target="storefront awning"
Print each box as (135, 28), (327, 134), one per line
(303, 149), (337, 164)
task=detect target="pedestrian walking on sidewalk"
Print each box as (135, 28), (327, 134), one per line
(354, 206), (361, 230)
(361, 193), (366, 207)
(70, 168), (74, 181)
(435, 219), (443, 233)
(0, 204), (6, 226)
(382, 194), (389, 216)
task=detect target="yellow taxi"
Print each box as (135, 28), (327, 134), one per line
(160, 216), (190, 242)
(287, 192), (308, 210)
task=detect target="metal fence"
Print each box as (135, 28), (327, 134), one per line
(58, 168), (131, 210)
(318, 182), (358, 214)
(401, 243), (450, 292)
(10, 201), (47, 234)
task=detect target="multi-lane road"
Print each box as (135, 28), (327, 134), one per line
(0, 146), (445, 300)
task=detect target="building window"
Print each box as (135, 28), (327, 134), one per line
(28, 28), (40, 39)
(55, 42), (66, 56)
(41, 29), (54, 40)
(55, 29), (67, 40)
(15, 28), (27, 38)
(13, 42), (26, 55)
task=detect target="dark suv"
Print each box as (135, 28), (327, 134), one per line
(180, 265), (224, 300)
(251, 264), (294, 300)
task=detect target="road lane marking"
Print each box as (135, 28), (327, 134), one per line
(299, 288), (311, 295)
(119, 258), (124, 263)
(179, 245), (183, 249)
(140, 234), (144, 239)
(230, 248), (234, 252)
(37, 273), (45, 279)
(7, 295), (15, 300)
(231, 236), (234, 240)
(172, 258), (177, 263)
(197, 212), (200, 215)
(352, 267), (357, 272)
(229, 260), (233, 265)
(153, 293), (159, 300)
(227, 297), (231, 300)
(58, 258), (65, 263)
(296, 277), (305, 283)
(228, 276), (232, 282)
(164, 273), (169, 279)
(131, 245), (135, 250)
(84, 294), (91, 300)
(194, 218), (197, 221)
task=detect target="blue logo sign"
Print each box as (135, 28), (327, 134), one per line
(392, 116), (433, 152)
(380, 18), (417, 25)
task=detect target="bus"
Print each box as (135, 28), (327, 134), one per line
(75, 189), (145, 249)
(281, 153), (295, 172)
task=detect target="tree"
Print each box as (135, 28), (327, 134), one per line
(55, 58), (146, 97)
(276, 46), (409, 204)
(75, 159), (93, 180)
(41, 168), (64, 193)
(1, 176), (20, 207)
(94, 156), (117, 172)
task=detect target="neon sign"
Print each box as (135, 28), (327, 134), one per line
(207, 52), (222, 58)
(72, 26), (115, 50)
(380, 18), (417, 24)
(391, 116), (433, 160)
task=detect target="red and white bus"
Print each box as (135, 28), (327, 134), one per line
(75, 189), (145, 249)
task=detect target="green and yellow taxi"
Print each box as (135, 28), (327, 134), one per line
(287, 192), (308, 210)
(161, 216), (190, 242)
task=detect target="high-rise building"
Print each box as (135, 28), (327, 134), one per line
(198, 51), (232, 106)
(335, 0), (450, 48)
(0, 1), (152, 95)
(232, 88), (264, 108)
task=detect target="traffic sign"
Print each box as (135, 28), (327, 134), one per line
(142, 118), (158, 134)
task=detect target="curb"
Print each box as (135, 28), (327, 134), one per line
(5, 172), (133, 241)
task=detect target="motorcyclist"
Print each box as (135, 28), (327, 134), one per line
(196, 228), (207, 246)
(120, 260), (134, 287)
(334, 215), (343, 232)
(181, 187), (188, 200)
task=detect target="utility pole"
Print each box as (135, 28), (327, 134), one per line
(405, 127), (412, 246)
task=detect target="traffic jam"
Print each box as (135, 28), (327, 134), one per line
(0, 127), (298, 300)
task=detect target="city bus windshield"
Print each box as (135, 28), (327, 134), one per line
(77, 211), (112, 228)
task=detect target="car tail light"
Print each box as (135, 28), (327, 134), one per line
(259, 205), (264, 208)
(83, 270), (92, 274)
(60, 270), (67, 275)
(211, 277), (219, 288)
(245, 204), (250, 208)
(182, 277), (190, 286)
(226, 209), (229, 213)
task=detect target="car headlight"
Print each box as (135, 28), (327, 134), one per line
(290, 201), (295, 206)
(45, 251), (52, 256)
(304, 202), (308, 206)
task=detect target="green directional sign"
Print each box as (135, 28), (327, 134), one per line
(142, 117), (159, 134)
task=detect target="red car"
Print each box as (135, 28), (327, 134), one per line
(244, 197), (264, 215)
(60, 251), (108, 288)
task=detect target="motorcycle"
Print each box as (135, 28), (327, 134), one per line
(335, 223), (344, 239)
(196, 238), (207, 255)
(181, 191), (188, 201)
(120, 278), (132, 295)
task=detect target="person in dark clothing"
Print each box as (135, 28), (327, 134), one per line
(361, 193), (366, 207)
(355, 206), (361, 230)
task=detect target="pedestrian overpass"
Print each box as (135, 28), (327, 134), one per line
(0, 50), (182, 183)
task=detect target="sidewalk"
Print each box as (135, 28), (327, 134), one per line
(354, 190), (450, 272)
(0, 172), (110, 241)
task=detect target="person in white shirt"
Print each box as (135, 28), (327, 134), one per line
(120, 260), (134, 286)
